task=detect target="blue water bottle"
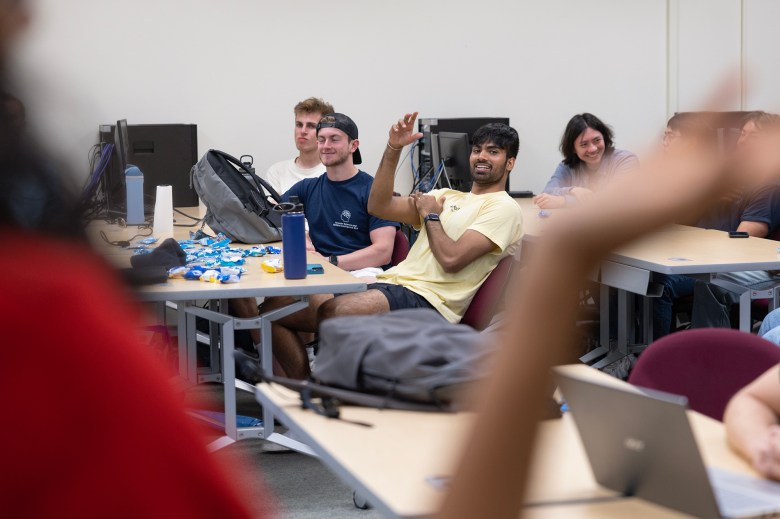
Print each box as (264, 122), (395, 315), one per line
(125, 165), (145, 225)
(281, 196), (307, 279)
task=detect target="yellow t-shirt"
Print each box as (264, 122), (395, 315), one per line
(377, 189), (524, 323)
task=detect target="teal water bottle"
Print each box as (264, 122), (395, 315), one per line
(281, 196), (306, 279)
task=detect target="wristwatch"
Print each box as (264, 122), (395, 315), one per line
(423, 213), (441, 224)
(328, 255), (339, 266)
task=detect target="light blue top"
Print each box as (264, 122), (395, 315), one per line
(543, 148), (638, 205)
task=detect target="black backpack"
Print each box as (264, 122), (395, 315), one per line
(191, 149), (283, 243)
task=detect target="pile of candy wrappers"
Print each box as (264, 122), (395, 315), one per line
(131, 233), (281, 284)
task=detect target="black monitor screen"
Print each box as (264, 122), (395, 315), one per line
(437, 132), (471, 191)
(115, 119), (129, 174)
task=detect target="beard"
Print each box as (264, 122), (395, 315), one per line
(321, 150), (352, 167)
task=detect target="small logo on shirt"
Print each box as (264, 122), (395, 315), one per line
(341, 210), (352, 223)
(450, 204), (461, 212)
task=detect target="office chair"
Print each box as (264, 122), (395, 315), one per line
(628, 328), (780, 420)
(391, 228), (410, 266)
(460, 256), (514, 331)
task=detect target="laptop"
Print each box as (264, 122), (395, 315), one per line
(554, 367), (780, 518)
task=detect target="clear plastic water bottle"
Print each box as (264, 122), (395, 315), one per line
(281, 196), (307, 279)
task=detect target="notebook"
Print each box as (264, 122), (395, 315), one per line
(554, 367), (780, 518)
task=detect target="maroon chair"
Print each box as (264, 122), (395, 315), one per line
(460, 256), (514, 331)
(628, 328), (780, 421)
(391, 229), (410, 266)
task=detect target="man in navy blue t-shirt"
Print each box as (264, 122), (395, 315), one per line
(283, 158), (398, 269)
(234, 113), (398, 379)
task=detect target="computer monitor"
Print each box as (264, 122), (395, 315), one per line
(99, 123), (199, 212)
(437, 132), (472, 192)
(115, 119), (130, 175)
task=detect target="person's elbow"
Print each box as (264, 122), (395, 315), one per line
(372, 239), (394, 266)
(438, 255), (469, 274)
(377, 246), (393, 266)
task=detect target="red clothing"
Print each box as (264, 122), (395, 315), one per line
(0, 231), (269, 518)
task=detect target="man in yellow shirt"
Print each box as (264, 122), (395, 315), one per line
(318, 111), (523, 324)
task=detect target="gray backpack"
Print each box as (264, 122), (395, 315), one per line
(191, 149), (282, 243)
(313, 309), (500, 408)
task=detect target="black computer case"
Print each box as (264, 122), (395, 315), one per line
(98, 123), (199, 212)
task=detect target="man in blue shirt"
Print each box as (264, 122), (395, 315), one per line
(233, 113), (398, 379)
(654, 111), (780, 337)
(283, 113), (398, 270)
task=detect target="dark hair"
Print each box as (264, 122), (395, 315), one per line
(666, 112), (717, 144)
(471, 123), (519, 159)
(559, 113), (614, 167)
(741, 110), (776, 130)
(0, 89), (83, 238)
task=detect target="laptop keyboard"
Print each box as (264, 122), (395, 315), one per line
(709, 467), (780, 517)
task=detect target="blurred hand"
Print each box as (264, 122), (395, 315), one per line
(569, 187), (594, 200)
(533, 193), (566, 209)
(754, 425), (780, 481)
(305, 234), (316, 252)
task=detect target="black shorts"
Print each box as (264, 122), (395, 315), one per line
(369, 282), (436, 312)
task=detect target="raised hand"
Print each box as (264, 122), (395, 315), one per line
(389, 112), (424, 150)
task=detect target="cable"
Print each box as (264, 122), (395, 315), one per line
(410, 164), (433, 194)
(98, 226), (153, 248)
(409, 140), (417, 178)
(430, 160), (445, 190)
(393, 140), (416, 175)
(173, 207), (203, 227)
(81, 143), (115, 220)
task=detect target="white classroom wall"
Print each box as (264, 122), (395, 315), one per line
(11, 0), (779, 197)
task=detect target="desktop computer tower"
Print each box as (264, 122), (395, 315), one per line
(98, 123), (199, 214)
(417, 117), (510, 192)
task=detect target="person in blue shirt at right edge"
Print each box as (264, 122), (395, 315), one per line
(533, 113), (638, 209)
(656, 111), (780, 338)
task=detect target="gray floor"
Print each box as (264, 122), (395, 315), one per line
(188, 383), (383, 519)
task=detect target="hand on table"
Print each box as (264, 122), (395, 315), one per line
(754, 425), (780, 481)
(305, 234), (316, 252)
(569, 187), (594, 200)
(533, 193), (566, 209)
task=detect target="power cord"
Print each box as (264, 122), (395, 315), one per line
(173, 208), (203, 227)
(99, 226), (153, 248)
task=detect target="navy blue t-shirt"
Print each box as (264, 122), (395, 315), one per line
(697, 182), (780, 234)
(282, 171), (399, 258)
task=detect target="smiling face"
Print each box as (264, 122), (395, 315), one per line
(317, 127), (357, 167)
(294, 112), (322, 154)
(574, 127), (605, 169)
(469, 141), (514, 187)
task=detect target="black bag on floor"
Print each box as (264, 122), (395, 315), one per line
(191, 149), (283, 243)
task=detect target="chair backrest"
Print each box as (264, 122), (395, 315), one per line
(460, 256), (514, 331)
(391, 229), (410, 266)
(628, 328), (780, 420)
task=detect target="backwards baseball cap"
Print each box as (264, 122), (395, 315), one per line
(316, 113), (362, 164)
